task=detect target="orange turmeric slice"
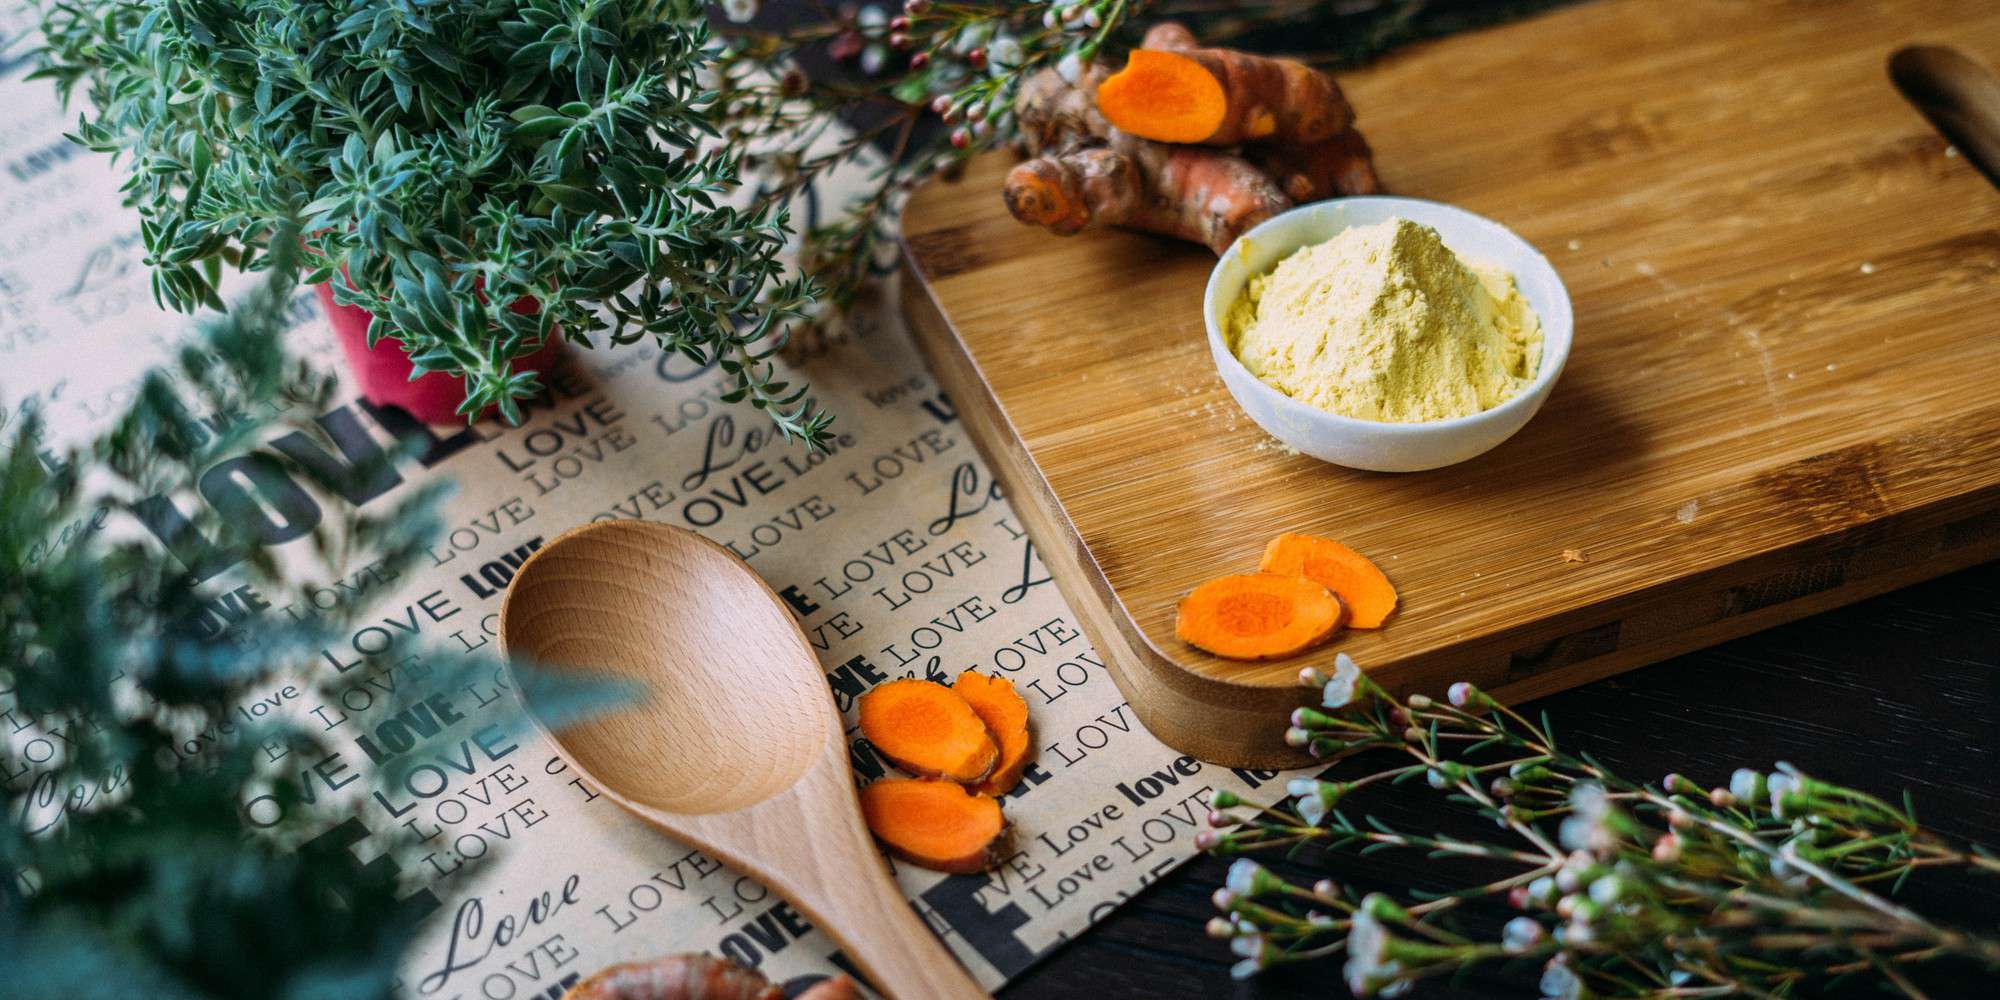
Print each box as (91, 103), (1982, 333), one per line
(1175, 573), (1343, 660)
(1096, 49), (1230, 145)
(859, 779), (1008, 874)
(1259, 533), (1398, 629)
(1096, 46), (1351, 147)
(954, 671), (1032, 796)
(857, 678), (998, 784)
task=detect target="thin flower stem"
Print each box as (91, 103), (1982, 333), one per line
(1648, 787), (1933, 927)
(1276, 881), (1354, 913)
(1357, 830), (1552, 868)
(1405, 863), (1558, 915)
(1672, 961), (1791, 1000)
(1859, 944), (1934, 1000)
(1423, 749), (1564, 858)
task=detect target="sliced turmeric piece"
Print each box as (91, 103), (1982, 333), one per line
(1175, 573), (1344, 660)
(953, 670), (1032, 796)
(1096, 37), (1352, 147)
(1260, 533), (1399, 629)
(1096, 49), (1230, 144)
(857, 678), (997, 785)
(859, 779), (1008, 874)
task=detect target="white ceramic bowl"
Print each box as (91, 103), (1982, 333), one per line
(1203, 197), (1573, 472)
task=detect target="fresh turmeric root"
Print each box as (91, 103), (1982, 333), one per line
(1006, 65), (1293, 254)
(1134, 21), (1203, 57)
(954, 670), (1032, 796)
(1005, 25), (1379, 255)
(1004, 137), (1292, 254)
(1098, 22), (1355, 147)
(1248, 128), (1382, 202)
(1176, 573), (1344, 660)
(1136, 20), (1377, 198)
(1260, 532), (1399, 629)
(859, 778), (1009, 874)
(857, 678), (998, 785)
(562, 954), (856, 1000)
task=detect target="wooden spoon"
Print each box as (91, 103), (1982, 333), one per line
(498, 520), (989, 1000)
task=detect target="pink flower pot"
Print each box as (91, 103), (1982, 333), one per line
(316, 282), (562, 425)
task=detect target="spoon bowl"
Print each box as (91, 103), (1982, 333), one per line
(503, 526), (828, 814)
(500, 520), (987, 1000)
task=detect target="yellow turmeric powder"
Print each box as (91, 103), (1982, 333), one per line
(1227, 218), (1542, 422)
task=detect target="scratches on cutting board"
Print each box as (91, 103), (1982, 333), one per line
(1630, 259), (1784, 413)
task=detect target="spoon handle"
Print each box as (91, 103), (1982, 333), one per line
(643, 780), (992, 999)
(756, 770), (993, 1000)
(797, 820), (993, 1000)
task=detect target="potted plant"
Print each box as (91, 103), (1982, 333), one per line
(27, 0), (823, 433)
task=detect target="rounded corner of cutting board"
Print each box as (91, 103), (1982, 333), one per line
(1114, 638), (1324, 770)
(898, 167), (958, 230)
(899, 251), (1322, 770)
(1106, 592), (1399, 769)
(898, 153), (1013, 241)
(1133, 659), (1336, 770)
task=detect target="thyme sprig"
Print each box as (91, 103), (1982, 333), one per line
(1202, 657), (2000, 997)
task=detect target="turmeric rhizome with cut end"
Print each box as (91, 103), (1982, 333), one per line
(1096, 38), (1352, 147)
(563, 953), (858, 1000)
(1002, 21), (1378, 255)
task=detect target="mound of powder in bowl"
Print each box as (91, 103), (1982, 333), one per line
(1226, 217), (1543, 423)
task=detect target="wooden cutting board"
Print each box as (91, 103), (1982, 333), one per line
(899, 0), (2000, 768)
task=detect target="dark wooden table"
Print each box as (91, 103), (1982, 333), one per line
(1005, 560), (2000, 998)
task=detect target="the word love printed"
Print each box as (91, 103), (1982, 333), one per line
(929, 461), (1003, 537)
(417, 874), (584, 995)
